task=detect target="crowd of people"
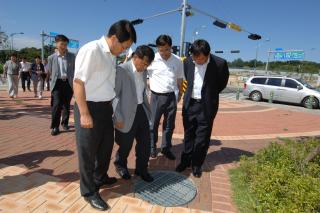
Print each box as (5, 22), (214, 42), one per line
(3, 54), (50, 99)
(3, 19), (229, 211)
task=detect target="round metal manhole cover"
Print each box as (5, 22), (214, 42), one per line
(134, 170), (197, 207)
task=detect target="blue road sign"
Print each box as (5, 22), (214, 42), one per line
(49, 32), (79, 49)
(274, 51), (305, 61)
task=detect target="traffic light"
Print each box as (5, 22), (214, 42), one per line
(131, 19), (144, 25)
(172, 45), (180, 55)
(215, 51), (223, 53)
(185, 42), (192, 57)
(248, 34), (262, 40)
(231, 50), (240, 53)
(213, 20), (227, 28)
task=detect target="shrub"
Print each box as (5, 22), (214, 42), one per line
(230, 139), (320, 212)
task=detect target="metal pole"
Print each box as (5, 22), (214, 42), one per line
(179, 0), (187, 57)
(265, 48), (271, 72)
(10, 36), (13, 53)
(254, 44), (259, 73)
(41, 30), (45, 61)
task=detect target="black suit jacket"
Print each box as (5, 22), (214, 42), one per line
(183, 54), (229, 121)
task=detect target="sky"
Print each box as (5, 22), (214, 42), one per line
(1, 0), (319, 63)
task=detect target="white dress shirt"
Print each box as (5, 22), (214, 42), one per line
(57, 52), (67, 79)
(131, 61), (145, 104)
(192, 57), (210, 99)
(147, 53), (183, 93)
(20, 62), (30, 72)
(74, 36), (117, 102)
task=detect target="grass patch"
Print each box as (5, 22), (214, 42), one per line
(229, 138), (320, 212)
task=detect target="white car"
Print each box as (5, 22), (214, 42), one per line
(243, 76), (320, 109)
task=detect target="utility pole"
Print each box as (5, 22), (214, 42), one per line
(179, 0), (187, 57)
(40, 30), (47, 62)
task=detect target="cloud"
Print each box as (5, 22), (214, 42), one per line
(13, 36), (42, 49)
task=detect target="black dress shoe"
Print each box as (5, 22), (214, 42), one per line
(192, 166), (202, 178)
(175, 163), (189, 173)
(84, 193), (110, 211)
(134, 170), (154, 182)
(161, 149), (176, 160)
(150, 148), (157, 158)
(62, 125), (69, 131)
(115, 166), (131, 180)
(95, 175), (117, 188)
(51, 128), (60, 136)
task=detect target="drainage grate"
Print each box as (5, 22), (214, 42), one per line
(134, 170), (197, 207)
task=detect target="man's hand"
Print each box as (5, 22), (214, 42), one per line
(115, 121), (124, 129)
(80, 113), (93, 128)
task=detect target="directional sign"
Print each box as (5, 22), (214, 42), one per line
(274, 51), (305, 61)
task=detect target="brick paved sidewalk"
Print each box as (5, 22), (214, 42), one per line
(0, 90), (319, 212)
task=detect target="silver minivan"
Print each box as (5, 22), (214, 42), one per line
(243, 76), (320, 109)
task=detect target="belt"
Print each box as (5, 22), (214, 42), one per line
(190, 98), (202, 103)
(151, 91), (174, 96)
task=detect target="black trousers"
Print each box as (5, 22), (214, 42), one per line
(50, 79), (73, 129)
(20, 72), (31, 91)
(180, 100), (214, 168)
(150, 91), (177, 150)
(114, 104), (151, 172)
(74, 101), (114, 196)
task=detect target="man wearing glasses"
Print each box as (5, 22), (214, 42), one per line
(73, 20), (136, 211)
(147, 35), (184, 160)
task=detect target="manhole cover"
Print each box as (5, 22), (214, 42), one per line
(134, 170), (197, 207)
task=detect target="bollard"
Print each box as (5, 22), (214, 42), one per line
(269, 91), (274, 103)
(236, 87), (240, 100)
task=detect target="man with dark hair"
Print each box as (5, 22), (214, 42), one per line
(31, 56), (45, 98)
(3, 53), (20, 98)
(73, 19), (136, 211)
(147, 34), (184, 160)
(113, 45), (155, 182)
(47, 34), (75, 135)
(19, 57), (31, 92)
(176, 39), (229, 178)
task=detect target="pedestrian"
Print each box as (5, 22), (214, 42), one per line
(73, 20), (136, 211)
(113, 45), (155, 183)
(176, 39), (229, 178)
(147, 34), (184, 160)
(19, 57), (31, 92)
(47, 35), (75, 135)
(3, 53), (20, 98)
(31, 56), (45, 98)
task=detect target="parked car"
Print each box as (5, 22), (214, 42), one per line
(243, 76), (320, 109)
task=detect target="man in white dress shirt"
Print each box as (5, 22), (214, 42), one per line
(19, 57), (31, 92)
(73, 20), (136, 211)
(147, 35), (183, 160)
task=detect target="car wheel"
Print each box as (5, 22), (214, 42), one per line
(250, 91), (262, 102)
(302, 96), (319, 109)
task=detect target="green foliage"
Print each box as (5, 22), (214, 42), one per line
(228, 58), (320, 73)
(230, 139), (320, 212)
(0, 63), (3, 74)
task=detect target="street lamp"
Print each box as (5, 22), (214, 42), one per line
(10, 32), (24, 52)
(193, 25), (206, 42)
(254, 38), (270, 72)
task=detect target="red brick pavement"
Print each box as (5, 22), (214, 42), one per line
(0, 90), (319, 212)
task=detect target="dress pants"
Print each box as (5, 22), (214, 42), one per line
(114, 104), (151, 172)
(74, 101), (114, 196)
(180, 99), (214, 167)
(150, 91), (177, 150)
(50, 79), (73, 129)
(20, 72), (31, 91)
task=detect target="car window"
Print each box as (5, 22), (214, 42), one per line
(267, 78), (282, 86)
(285, 79), (299, 88)
(251, 77), (267, 85)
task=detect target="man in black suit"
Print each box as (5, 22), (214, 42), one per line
(176, 39), (229, 178)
